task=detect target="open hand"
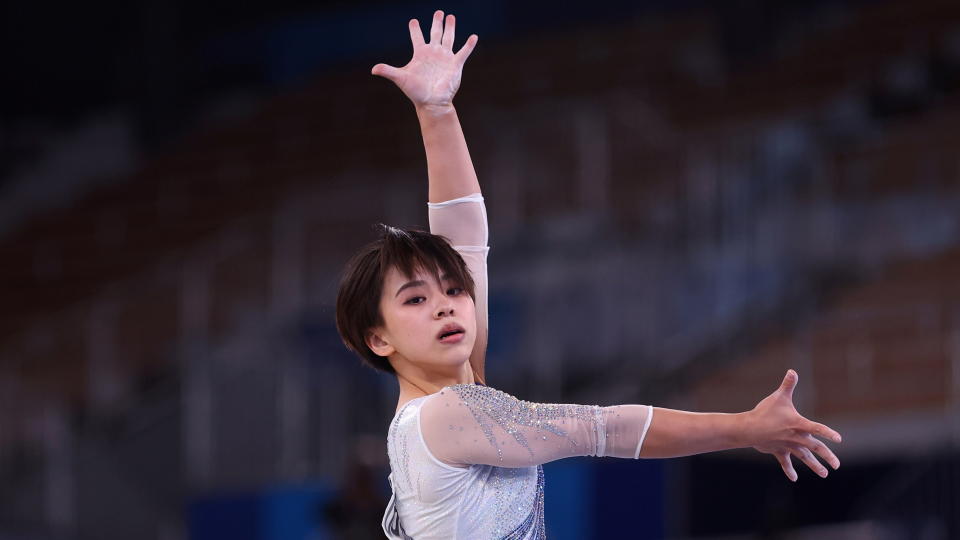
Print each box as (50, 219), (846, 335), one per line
(371, 10), (478, 110)
(744, 369), (842, 482)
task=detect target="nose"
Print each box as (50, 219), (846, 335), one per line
(434, 303), (454, 318)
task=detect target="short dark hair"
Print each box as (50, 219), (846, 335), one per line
(335, 225), (476, 374)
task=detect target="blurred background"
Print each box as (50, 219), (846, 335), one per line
(2, 0), (959, 538)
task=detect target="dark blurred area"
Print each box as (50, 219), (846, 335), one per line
(2, 0), (960, 538)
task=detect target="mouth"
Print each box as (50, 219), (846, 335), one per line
(437, 323), (466, 343)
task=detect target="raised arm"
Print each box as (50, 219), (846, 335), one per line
(371, 10), (480, 201)
(371, 11), (490, 382)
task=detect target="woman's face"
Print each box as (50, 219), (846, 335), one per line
(368, 265), (477, 372)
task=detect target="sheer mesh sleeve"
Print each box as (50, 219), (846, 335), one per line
(427, 193), (488, 248)
(427, 193), (489, 376)
(420, 384), (654, 468)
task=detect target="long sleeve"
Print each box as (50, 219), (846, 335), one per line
(420, 384), (654, 468)
(427, 193), (489, 380)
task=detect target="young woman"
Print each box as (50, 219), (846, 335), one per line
(335, 11), (842, 539)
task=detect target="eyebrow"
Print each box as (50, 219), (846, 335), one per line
(394, 273), (453, 298)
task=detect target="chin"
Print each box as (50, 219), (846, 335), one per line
(447, 341), (475, 358)
(435, 348), (473, 366)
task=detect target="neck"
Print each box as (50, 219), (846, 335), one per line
(393, 356), (476, 404)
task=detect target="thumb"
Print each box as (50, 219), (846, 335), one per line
(779, 369), (798, 398)
(371, 63), (402, 82)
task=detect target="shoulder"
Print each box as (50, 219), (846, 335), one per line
(422, 384), (519, 421)
(435, 383), (515, 402)
(387, 396), (470, 484)
(389, 395), (431, 437)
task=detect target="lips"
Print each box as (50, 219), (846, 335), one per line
(437, 323), (465, 341)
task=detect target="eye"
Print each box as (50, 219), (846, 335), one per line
(405, 296), (425, 305)
(447, 287), (464, 296)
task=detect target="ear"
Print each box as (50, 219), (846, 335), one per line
(365, 328), (395, 358)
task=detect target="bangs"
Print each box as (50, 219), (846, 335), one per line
(378, 225), (474, 295)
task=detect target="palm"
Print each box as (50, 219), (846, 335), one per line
(746, 370), (843, 482)
(394, 46), (463, 107)
(372, 10), (478, 108)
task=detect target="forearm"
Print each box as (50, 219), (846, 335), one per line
(416, 104), (481, 202)
(637, 407), (749, 459)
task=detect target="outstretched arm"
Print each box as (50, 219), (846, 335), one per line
(642, 371), (842, 482)
(372, 11), (489, 382)
(421, 370), (842, 482)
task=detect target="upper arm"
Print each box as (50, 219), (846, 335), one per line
(421, 386), (656, 468)
(456, 249), (488, 384)
(420, 385), (620, 468)
(427, 194), (489, 382)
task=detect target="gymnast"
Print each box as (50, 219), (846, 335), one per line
(334, 10), (842, 539)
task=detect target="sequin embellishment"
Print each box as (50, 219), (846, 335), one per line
(386, 385), (622, 539)
(448, 384), (608, 463)
(502, 465), (545, 539)
(391, 401), (414, 490)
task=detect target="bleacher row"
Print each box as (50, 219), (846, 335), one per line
(673, 0), (960, 127)
(1, 0), (959, 466)
(691, 246), (960, 420)
(834, 95), (960, 198)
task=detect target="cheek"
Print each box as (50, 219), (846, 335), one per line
(393, 309), (428, 341)
(459, 298), (477, 324)
(382, 305), (416, 337)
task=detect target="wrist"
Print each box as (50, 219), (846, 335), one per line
(730, 410), (755, 448)
(416, 102), (456, 119)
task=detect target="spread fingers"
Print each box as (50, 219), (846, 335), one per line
(441, 14), (456, 50)
(408, 18), (425, 49)
(429, 10), (444, 44)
